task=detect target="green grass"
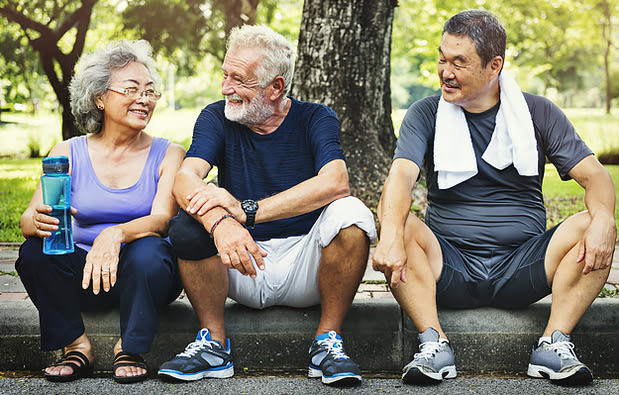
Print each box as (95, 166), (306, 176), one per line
(543, 164), (619, 230)
(0, 158), (40, 241)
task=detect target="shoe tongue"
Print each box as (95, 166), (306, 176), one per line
(551, 330), (570, 343)
(315, 331), (341, 342)
(419, 328), (439, 343)
(197, 328), (212, 342)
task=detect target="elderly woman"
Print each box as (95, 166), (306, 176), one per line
(16, 40), (184, 384)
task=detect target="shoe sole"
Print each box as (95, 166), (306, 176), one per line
(402, 365), (457, 384)
(527, 364), (593, 385)
(308, 366), (362, 385)
(158, 365), (234, 381)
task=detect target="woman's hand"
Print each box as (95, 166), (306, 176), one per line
(30, 204), (78, 238)
(82, 227), (123, 294)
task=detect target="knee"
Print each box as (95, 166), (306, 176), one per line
(168, 210), (217, 260)
(321, 196), (377, 242)
(554, 212), (593, 251)
(120, 237), (175, 278)
(16, 238), (52, 274)
(566, 211), (592, 234)
(403, 214), (431, 250)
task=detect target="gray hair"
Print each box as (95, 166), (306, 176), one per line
(69, 39), (161, 134)
(227, 25), (295, 95)
(443, 9), (506, 68)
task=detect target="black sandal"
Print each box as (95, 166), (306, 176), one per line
(112, 351), (149, 384)
(44, 350), (93, 382)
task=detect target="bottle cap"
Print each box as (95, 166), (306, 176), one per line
(42, 156), (69, 173)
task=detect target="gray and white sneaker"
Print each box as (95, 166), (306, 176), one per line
(527, 330), (593, 385)
(158, 328), (234, 381)
(402, 328), (457, 384)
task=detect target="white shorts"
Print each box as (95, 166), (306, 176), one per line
(227, 196), (377, 309)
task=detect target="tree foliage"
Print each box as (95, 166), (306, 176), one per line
(0, 0), (98, 139)
(121, 0), (277, 77)
(392, 0), (616, 108)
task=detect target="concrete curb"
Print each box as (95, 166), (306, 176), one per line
(2, 297), (618, 377)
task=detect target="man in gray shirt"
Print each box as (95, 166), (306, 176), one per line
(373, 9), (616, 386)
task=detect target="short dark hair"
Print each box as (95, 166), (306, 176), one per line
(443, 9), (506, 68)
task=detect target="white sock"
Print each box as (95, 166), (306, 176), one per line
(538, 336), (552, 346)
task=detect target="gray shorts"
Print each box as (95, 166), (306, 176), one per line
(434, 225), (558, 309)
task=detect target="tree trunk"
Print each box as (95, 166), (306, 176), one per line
(292, 0), (398, 207)
(600, 0), (612, 115)
(222, 0), (261, 38)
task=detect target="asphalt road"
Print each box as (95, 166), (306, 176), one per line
(0, 374), (617, 394)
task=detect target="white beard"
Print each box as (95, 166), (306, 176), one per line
(224, 90), (274, 125)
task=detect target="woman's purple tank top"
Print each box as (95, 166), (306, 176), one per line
(69, 135), (170, 251)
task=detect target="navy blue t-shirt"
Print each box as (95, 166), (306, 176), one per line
(187, 97), (345, 240)
(394, 93), (593, 253)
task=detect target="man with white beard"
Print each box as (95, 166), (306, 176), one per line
(158, 25), (376, 387)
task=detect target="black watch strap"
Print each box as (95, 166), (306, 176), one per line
(241, 199), (258, 229)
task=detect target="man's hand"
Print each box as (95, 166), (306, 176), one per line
(372, 238), (408, 289)
(212, 217), (267, 278)
(186, 183), (244, 220)
(577, 214), (617, 275)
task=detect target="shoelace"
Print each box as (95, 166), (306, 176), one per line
(550, 341), (576, 360)
(177, 337), (219, 358)
(318, 331), (349, 360)
(414, 340), (445, 361)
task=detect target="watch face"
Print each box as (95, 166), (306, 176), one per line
(243, 200), (258, 212)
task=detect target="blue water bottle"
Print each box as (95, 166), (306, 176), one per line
(41, 156), (74, 255)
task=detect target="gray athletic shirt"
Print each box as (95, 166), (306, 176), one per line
(394, 93), (592, 253)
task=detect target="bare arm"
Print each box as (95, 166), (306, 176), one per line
(174, 157), (267, 278)
(372, 158), (420, 288)
(567, 155), (617, 274)
(255, 159), (350, 223)
(186, 159), (351, 225)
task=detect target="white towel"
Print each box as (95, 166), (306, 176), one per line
(434, 72), (538, 189)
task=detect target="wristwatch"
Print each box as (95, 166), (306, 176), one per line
(241, 199), (259, 229)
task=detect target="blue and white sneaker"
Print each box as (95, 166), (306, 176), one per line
(402, 327), (457, 384)
(308, 331), (362, 385)
(527, 330), (593, 385)
(158, 328), (234, 381)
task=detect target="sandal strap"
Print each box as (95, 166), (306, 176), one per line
(113, 351), (147, 370)
(50, 350), (91, 369)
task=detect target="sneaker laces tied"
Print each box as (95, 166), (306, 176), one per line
(318, 332), (349, 360)
(177, 338), (218, 358)
(414, 341), (443, 361)
(550, 341), (576, 360)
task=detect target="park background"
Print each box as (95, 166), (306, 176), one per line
(0, 0), (618, 248)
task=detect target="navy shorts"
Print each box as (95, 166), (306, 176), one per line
(435, 226), (558, 309)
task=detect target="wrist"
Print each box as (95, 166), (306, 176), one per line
(210, 214), (236, 238)
(104, 226), (126, 244)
